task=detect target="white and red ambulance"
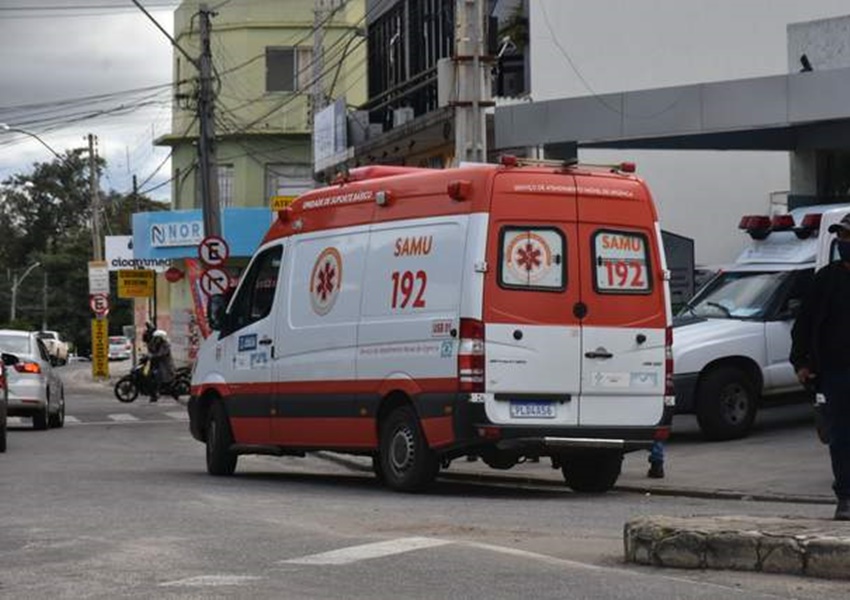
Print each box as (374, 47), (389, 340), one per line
(188, 156), (674, 493)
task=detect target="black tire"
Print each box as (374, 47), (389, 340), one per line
(696, 367), (758, 441)
(206, 402), (237, 476)
(0, 409), (6, 453)
(114, 376), (139, 403)
(33, 406), (49, 431)
(560, 450), (623, 493)
(378, 405), (439, 492)
(171, 377), (191, 400)
(49, 394), (65, 429)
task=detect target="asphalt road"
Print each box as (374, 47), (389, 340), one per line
(1, 361), (847, 599)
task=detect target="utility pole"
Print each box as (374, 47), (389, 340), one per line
(311, 0), (331, 123)
(42, 271), (48, 331)
(198, 3), (221, 238)
(453, 0), (491, 165)
(88, 133), (103, 261)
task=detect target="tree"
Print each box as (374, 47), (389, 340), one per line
(0, 152), (167, 354)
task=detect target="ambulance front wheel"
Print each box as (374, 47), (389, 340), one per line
(379, 405), (439, 492)
(695, 366), (757, 441)
(560, 450), (623, 493)
(206, 401), (238, 476)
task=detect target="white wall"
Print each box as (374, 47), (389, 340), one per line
(531, 0), (850, 266)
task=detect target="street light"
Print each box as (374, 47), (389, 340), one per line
(0, 123), (67, 164)
(10, 261), (41, 323)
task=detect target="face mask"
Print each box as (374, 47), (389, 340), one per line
(838, 240), (850, 262)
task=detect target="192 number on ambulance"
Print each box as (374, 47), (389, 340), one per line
(391, 270), (427, 309)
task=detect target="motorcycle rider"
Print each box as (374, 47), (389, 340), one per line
(146, 329), (174, 403)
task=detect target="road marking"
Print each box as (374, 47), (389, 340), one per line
(160, 575), (262, 588)
(64, 416), (80, 424)
(280, 537), (451, 565)
(166, 411), (189, 421)
(108, 413), (139, 422)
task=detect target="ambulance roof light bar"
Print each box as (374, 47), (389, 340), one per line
(739, 215), (772, 240)
(499, 155), (579, 169)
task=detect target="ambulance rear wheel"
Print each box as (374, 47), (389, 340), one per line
(560, 450), (623, 493)
(379, 406), (439, 492)
(696, 367), (757, 441)
(206, 402), (238, 476)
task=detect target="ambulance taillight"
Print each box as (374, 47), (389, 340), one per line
(458, 318), (485, 393)
(795, 213), (822, 239)
(664, 326), (675, 405)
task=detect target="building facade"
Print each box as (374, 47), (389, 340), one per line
(136, 0), (367, 361)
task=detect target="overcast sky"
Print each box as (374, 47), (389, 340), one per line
(0, 0), (179, 200)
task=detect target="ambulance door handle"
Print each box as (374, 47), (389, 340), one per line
(259, 337), (273, 346)
(636, 334), (647, 345)
(585, 348), (613, 359)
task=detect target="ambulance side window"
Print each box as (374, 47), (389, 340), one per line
(498, 227), (566, 291)
(226, 245), (283, 334)
(592, 229), (652, 294)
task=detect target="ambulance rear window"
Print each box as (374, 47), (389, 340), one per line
(592, 230), (652, 294)
(498, 226), (565, 291)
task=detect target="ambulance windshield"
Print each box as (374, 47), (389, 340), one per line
(681, 271), (791, 320)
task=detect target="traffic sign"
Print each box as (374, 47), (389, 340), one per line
(117, 269), (155, 298)
(88, 261), (109, 294)
(91, 318), (109, 379)
(199, 235), (229, 267)
(89, 293), (110, 317)
(199, 267), (231, 296)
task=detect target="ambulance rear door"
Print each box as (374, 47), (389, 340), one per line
(576, 177), (667, 427)
(482, 172), (582, 427)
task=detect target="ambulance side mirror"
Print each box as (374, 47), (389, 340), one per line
(207, 294), (228, 331)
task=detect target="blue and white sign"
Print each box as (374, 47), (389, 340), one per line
(150, 220), (204, 248)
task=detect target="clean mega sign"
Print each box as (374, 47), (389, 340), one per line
(105, 236), (171, 272)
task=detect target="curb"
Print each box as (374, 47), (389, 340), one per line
(624, 515), (850, 580)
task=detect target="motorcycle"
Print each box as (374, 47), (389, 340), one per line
(113, 356), (192, 403)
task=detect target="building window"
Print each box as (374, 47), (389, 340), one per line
(218, 164), (234, 208)
(265, 163), (313, 205)
(266, 47), (297, 92)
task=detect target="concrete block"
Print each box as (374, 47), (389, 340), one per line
(805, 538), (850, 580)
(759, 536), (804, 575)
(705, 532), (760, 571)
(655, 531), (706, 569)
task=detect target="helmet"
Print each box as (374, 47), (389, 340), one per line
(152, 329), (168, 341)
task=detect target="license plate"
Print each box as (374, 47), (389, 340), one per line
(510, 400), (556, 419)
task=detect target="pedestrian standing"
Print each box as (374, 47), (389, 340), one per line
(790, 213), (850, 521)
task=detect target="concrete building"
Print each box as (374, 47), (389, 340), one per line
(134, 0), (366, 361)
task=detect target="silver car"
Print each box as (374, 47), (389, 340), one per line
(0, 330), (65, 430)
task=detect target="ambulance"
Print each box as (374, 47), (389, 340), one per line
(188, 156), (674, 493)
(673, 204), (850, 440)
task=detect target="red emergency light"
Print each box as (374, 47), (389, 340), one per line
(739, 215), (772, 240)
(795, 213), (822, 239)
(771, 214), (795, 231)
(447, 180), (472, 201)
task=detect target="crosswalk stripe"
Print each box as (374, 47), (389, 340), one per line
(166, 411), (189, 421)
(108, 413), (139, 422)
(280, 537), (451, 565)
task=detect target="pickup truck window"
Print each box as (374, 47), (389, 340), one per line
(681, 271), (795, 320)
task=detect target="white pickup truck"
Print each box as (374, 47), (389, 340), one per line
(673, 204), (850, 440)
(37, 330), (69, 366)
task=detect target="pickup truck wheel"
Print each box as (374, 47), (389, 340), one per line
(378, 406), (439, 492)
(696, 367), (757, 441)
(206, 402), (237, 476)
(560, 450), (623, 493)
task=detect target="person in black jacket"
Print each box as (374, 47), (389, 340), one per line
(790, 213), (850, 521)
